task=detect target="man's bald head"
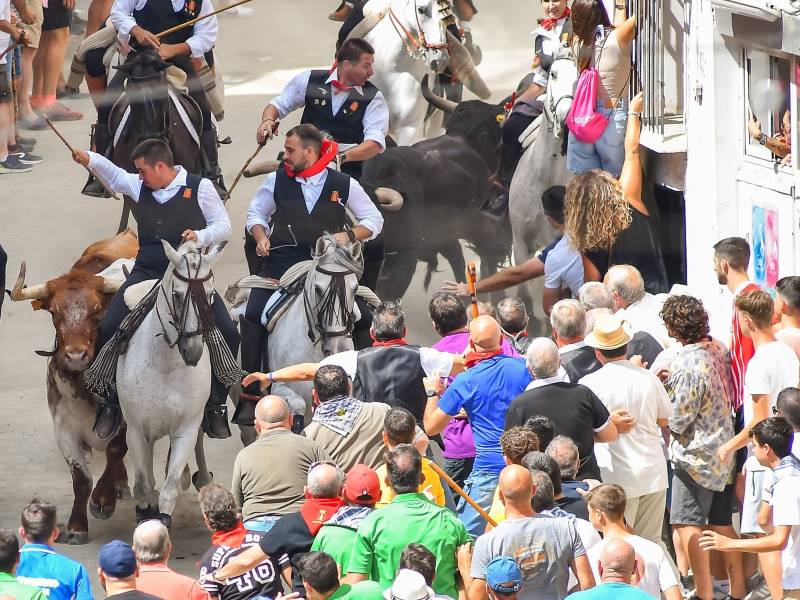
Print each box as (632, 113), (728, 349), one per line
(498, 464), (534, 507)
(599, 538), (636, 582)
(469, 315), (503, 351)
(254, 395), (292, 430)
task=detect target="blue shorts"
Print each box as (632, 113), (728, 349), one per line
(567, 100), (628, 177)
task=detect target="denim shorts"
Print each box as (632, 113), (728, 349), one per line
(567, 99), (628, 177)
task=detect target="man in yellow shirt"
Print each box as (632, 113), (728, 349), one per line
(487, 427), (540, 525)
(375, 408), (446, 508)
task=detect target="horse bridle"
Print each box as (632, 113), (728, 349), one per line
(303, 263), (358, 348)
(544, 55), (575, 135)
(388, 0), (450, 60)
(156, 255), (214, 348)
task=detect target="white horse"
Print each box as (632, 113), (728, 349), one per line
(116, 240), (224, 525)
(508, 44), (578, 332)
(267, 237), (364, 420)
(359, 0), (487, 144)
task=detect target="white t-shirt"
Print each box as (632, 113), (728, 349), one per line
(544, 236), (584, 298)
(0, 0), (10, 54)
(743, 341), (799, 458)
(579, 361), (673, 497)
(771, 474), (800, 590)
(586, 534), (678, 598)
(319, 346), (455, 378)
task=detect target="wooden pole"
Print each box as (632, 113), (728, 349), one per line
(428, 460), (498, 528)
(43, 117), (122, 202)
(466, 261), (479, 318)
(225, 142), (264, 202)
(155, 0), (255, 39)
(0, 42), (17, 62)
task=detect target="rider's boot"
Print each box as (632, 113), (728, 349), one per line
(93, 389), (123, 441)
(202, 377), (233, 439)
(329, 1), (351, 21)
(82, 123), (112, 198)
(200, 129), (227, 199)
(233, 316), (266, 426)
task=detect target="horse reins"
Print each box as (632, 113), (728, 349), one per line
(387, 0), (450, 60)
(156, 253), (214, 347)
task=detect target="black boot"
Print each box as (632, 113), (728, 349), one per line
(200, 129), (227, 199)
(202, 378), (232, 439)
(82, 123), (112, 198)
(232, 316), (267, 426)
(93, 389), (122, 440)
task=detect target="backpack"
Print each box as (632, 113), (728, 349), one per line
(565, 66), (608, 143)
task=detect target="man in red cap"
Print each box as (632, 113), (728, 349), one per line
(311, 465), (381, 576)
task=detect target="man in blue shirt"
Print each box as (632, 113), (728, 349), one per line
(424, 315), (532, 535)
(15, 501), (92, 600)
(566, 538), (648, 600)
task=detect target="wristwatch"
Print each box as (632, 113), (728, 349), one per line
(757, 133), (768, 146)
(425, 388), (439, 398)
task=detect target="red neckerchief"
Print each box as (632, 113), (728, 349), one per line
(299, 497), (345, 535)
(539, 8), (569, 31)
(328, 63), (353, 92)
(372, 338), (409, 347)
(464, 348), (504, 368)
(211, 521), (247, 548)
(284, 138), (339, 178)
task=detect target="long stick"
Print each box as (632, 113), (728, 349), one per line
(466, 261), (479, 319)
(226, 142), (264, 202)
(43, 117), (122, 202)
(0, 42), (17, 62)
(428, 460), (498, 528)
(155, 0), (255, 39)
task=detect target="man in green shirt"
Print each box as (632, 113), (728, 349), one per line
(311, 464), (381, 576)
(0, 531), (47, 600)
(345, 445), (471, 598)
(297, 552), (383, 600)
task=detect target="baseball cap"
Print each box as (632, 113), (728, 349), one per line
(344, 464), (381, 506)
(383, 569), (434, 600)
(98, 540), (137, 578)
(485, 556), (522, 593)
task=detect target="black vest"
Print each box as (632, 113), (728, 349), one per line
(352, 345), (428, 425)
(132, 0), (200, 45)
(136, 172), (205, 273)
(300, 70), (379, 145)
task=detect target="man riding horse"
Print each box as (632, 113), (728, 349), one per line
(73, 138), (238, 441)
(239, 123), (383, 424)
(247, 37), (388, 288)
(82, 0), (224, 196)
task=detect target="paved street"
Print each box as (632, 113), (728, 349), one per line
(0, 0), (534, 593)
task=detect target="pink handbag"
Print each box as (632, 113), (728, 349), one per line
(566, 66), (608, 144)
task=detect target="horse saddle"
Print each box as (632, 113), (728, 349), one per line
(109, 86), (203, 150)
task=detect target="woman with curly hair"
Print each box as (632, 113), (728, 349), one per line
(659, 295), (747, 600)
(564, 92), (668, 292)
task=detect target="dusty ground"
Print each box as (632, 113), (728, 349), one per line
(0, 0), (534, 594)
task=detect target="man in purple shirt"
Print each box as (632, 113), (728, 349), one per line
(429, 292), (518, 488)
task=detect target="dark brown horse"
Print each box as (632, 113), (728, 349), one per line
(109, 48), (204, 233)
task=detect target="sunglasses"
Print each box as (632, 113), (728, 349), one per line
(310, 460), (340, 471)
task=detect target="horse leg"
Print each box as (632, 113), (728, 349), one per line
(127, 426), (158, 516)
(377, 251), (417, 301)
(158, 428), (199, 521)
(89, 430), (128, 520)
(192, 429), (213, 491)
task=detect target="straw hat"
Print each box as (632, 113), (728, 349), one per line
(585, 312), (631, 350)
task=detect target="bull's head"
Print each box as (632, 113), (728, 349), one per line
(11, 263), (123, 371)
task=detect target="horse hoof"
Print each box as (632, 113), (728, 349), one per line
(135, 503), (160, 524)
(55, 528), (89, 545)
(158, 513), (172, 529)
(191, 470), (214, 491)
(89, 500), (116, 520)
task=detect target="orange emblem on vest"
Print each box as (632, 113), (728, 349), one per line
(183, 188), (192, 199)
(330, 190), (340, 202)
(350, 101), (359, 112)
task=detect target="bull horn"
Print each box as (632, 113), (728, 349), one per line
(375, 187), (404, 212)
(421, 74), (458, 114)
(244, 160), (281, 178)
(10, 262), (49, 301)
(446, 30), (491, 100)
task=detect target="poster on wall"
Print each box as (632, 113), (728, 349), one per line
(752, 205), (779, 294)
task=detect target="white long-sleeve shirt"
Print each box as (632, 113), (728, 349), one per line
(269, 69), (390, 150)
(87, 151), (231, 247)
(110, 0), (218, 58)
(245, 169), (383, 240)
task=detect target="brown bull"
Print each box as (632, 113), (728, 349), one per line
(11, 228), (138, 544)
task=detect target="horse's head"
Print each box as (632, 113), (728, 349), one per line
(115, 48), (172, 140)
(304, 235), (363, 357)
(159, 240), (225, 366)
(545, 43), (578, 126)
(393, 0), (454, 73)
